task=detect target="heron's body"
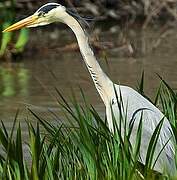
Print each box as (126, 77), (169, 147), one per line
(111, 85), (175, 172)
(3, 3), (176, 173)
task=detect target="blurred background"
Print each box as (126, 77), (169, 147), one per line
(0, 0), (177, 133)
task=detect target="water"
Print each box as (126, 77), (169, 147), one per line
(0, 26), (177, 133)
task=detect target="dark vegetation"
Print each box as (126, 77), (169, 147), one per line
(8, 0), (177, 24)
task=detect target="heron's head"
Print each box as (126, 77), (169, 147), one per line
(3, 3), (70, 32)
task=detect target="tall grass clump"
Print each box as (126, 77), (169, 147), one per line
(0, 77), (176, 179)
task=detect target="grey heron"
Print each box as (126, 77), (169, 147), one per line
(3, 3), (176, 174)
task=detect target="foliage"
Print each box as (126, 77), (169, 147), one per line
(0, 77), (176, 179)
(0, 0), (29, 58)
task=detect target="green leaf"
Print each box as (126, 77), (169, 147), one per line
(15, 28), (29, 52)
(0, 22), (12, 56)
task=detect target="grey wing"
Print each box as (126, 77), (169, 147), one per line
(110, 84), (175, 173)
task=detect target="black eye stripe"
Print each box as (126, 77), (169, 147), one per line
(37, 4), (59, 14)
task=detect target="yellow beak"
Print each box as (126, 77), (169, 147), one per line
(3, 15), (38, 32)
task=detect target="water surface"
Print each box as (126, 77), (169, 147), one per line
(0, 26), (177, 133)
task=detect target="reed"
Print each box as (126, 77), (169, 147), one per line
(0, 76), (176, 179)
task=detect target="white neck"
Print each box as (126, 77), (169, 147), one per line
(62, 13), (114, 104)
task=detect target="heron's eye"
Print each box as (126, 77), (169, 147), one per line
(38, 11), (45, 17)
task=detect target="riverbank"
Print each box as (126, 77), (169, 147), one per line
(3, 0), (177, 26)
